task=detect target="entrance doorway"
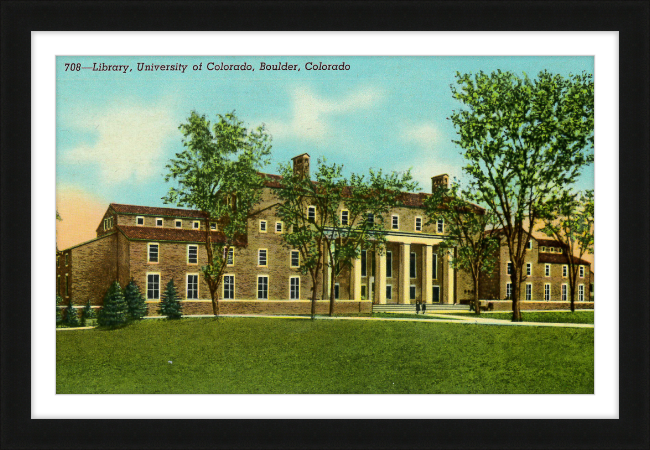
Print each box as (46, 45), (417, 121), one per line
(432, 285), (440, 303)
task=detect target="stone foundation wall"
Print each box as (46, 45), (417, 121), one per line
(485, 300), (594, 311)
(145, 300), (372, 316)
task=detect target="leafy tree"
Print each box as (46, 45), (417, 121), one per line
(276, 157), (417, 317)
(64, 300), (80, 327)
(81, 300), (96, 326)
(539, 190), (594, 312)
(160, 279), (183, 319)
(163, 111), (271, 317)
(450, 70), (594, 321)
(98, 281), (129, 327)
(424, 179), (500, 315)
(124, 279), (147, 320)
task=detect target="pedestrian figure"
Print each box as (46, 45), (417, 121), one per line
(421, 302), (427, 314)
(415, 300), (420, 315)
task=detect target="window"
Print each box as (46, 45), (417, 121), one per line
(526, 263), (532, 276)
(259, 220), (267, 232)
(156, 218), (163, 227)
(290, 250), (300, 268)
(361, 285), (367, 300)
(258, 249), (267, 266)
(367, 213), (375, 225)
(192, 221), (200, 230)
(526, 240), (533, 249)
(148, 243), (159, 263)
(65, 253), (69, 266)
(410, 252), (416, 278)
(308, 206), (316, 222)
(187, 245), (198, 264)
(65, 273), (69, 297)
(103, 218), (107, 230)
(386, 285), (392, 300)
(437, 218), (444, 233)
(561, 284), (568, 301)
(507, 262), (512, 275)
(525, 283), (532, 300)
(506, 282), (512, 299)
(223, 275), (235, 299)
(410, 285), (416, 300)
(187, 274), (199, 299)
(386, 251), (392, 278)
(545, 264), (551, 277)
(289, 277), (300, 299)
(541, 246), (546, 252)
(415, 217), (422, 232)
(136, 216), (144, 226)
(341, 210), (349, 226)
(147, 274), (160, 300)
(361, 250), (367, 277)
(579, 266), (585, 278)
(225, 248), (234, 266)
(334, 283), (340, 300)
(175, 220), (182, 228)
(275, 221), (283, 233)
(578, 284), (585, 301)
(544, 283), (551, 301)
(257, 276), (268, 300)
(562, 265), (568, 278)
(391, 215), (399, 230)
(432, 253), (438, 279)
(210, 222), (217, 230)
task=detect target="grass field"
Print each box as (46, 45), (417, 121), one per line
(455, 311), (595, 324)
(57, 317), (594, 394)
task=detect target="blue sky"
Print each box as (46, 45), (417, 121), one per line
(57, 55), (594, 208)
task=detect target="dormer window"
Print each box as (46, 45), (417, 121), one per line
(175, 220), (182, 228)
(136, 216), (144, 226)
(156, 218), (163, 227)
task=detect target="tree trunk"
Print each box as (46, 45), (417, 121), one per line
(209, 284), (220, 318)
(511, 270), (522, 322)
(473, 275), (481, 315)
(569, 287), (576, 313)
(329, 268), (336, 317)
(310, 272), (318, 320)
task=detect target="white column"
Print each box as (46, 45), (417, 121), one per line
(352, 255), (362, 301)
(423, 244), (433, 304)
(446, 249), (455, 304)
(400, 243), (411, 304)
(375, 249), (386, 304)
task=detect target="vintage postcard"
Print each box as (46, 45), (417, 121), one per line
(55, 55), (595, 396)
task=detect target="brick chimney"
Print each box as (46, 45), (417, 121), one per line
(431, 174), (449, 192)
(292, 153), (310, 179)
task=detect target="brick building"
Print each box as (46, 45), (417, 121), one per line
(56, 153), (593, 315)
(474, 233), (593, 311)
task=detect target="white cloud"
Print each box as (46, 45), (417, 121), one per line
(401, 123), (442, 150)
(266, 86), (384, 141)
(63, 101), (177, 183)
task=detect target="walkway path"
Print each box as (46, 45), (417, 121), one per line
(57, 312), (594, 330)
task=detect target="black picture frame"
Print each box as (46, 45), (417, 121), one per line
(2, 1), (648, 449)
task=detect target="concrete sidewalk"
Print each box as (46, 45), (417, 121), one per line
(57, 313), (594, 330)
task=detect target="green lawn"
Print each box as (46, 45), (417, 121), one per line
(457, 311), (595, 324)
(57, 317), (594, 394)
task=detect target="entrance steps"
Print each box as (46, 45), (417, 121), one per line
(373, 303), (470, 313)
